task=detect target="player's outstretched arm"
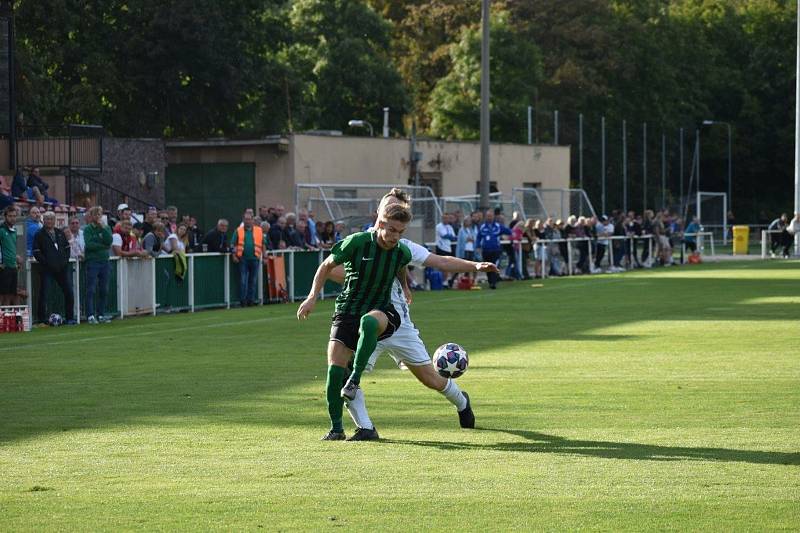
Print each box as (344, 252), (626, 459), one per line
(297, 255), (338, 320)
(423, 254), (499, 274)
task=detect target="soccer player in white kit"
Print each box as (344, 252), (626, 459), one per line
(327, 188), (499, 440)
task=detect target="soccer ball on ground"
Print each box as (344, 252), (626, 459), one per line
(433, 343), (469, 379)
(48, 313), (64, 327)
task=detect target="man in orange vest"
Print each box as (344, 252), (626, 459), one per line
(231, 211), (263, 307)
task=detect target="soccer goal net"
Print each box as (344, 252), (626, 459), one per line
(510, 187), (549, 221)
(695, 191), (728, 245)
(516, 188), (596, 222)
(440, 192), (524, 222)
(295, 183), (442, 244)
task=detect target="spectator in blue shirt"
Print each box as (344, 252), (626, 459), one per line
(684, 217), (701, 252)
(476, 209), (511, 289)
(26, 206), (43, 256)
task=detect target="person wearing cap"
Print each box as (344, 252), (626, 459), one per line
(111, 203), (131, 231)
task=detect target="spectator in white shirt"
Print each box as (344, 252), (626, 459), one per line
(594, 215), (614, 270)
(435, 213), (458, 256)
(162, 223), (188, 254)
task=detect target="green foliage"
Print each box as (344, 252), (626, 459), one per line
(284, 0), (408, 134)
(15, 0), (285, 137)
(428, 11), (542, 142)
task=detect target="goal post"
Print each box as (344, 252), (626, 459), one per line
(514, 188), (596, 222)
(295, 183), (443, 244)
(696, 191), (728, 245)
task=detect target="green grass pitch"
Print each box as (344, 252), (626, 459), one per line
(1, 261), (799, 531)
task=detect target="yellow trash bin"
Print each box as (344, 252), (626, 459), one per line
(732, 225), (750, 255)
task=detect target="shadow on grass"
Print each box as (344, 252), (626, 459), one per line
(382, 427), (800, 466)
(2, 263), (799, 445)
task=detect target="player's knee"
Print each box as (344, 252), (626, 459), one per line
(359, 314), (379, 336)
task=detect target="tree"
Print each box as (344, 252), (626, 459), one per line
(14, 0), (286, 137)
(285, 0), (408, 134)
(427, 10), (542, 142)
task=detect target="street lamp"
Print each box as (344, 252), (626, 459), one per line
(701, 120), (732, 214)
(347, 119), (373, 137)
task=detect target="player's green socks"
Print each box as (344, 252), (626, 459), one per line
(350, 314), (379, 385)
(326, 365), (346, 432)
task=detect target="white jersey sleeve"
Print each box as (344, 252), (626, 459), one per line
(400, 238), (431, 267)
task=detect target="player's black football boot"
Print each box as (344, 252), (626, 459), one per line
(320, 430), (346, 441)
(340, 378), (359, 401)
(347, 426), (380, 441)
(458, 392), (475, 429)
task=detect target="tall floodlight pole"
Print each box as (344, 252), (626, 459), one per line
(643, 122), (648, 211)
(527, 106), (532, 145)
(623, 120), (628, 212)
(554, 110), (559, 145)
(479, 0), (491, 210)
(702, 120), (733, 214)
(795, 0), (800, 253)
(696, 128), (701, 194)
(679, 128), (684, 214)
(661, 133), (666, 209)
(579, 113), (584, 190)
(0, 0), (16, 170)
(601, 116), (606, 214)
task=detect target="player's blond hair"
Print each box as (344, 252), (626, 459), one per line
(381, 202), (412, 224)
(380, 187), (411, 208)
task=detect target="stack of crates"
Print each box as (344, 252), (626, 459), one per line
(0, 306), (31, 333)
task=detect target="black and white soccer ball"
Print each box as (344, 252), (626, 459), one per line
(48, 313), (64, 327)
(433, 343), (469, 379)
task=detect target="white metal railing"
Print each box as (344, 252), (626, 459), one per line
(23, 249), (343, 323)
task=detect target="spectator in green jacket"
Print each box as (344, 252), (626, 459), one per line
(83, 205), (113, 324)
(0, 206), (21, 306)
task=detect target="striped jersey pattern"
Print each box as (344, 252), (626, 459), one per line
(331, 231), (412, 316)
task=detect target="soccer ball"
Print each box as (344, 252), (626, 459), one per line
(433, 343), (469, 379)
(48, 313), (64, 327)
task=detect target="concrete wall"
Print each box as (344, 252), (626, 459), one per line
(165, 134), (570, 212)
(291, 133), (569, 196)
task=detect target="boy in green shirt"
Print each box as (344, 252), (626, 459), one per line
(298, 203), (412, 440)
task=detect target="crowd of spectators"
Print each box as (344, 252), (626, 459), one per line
(13, 201), (349, 322)
(434, 207), (721, 285)
(7, 191), (799, 324)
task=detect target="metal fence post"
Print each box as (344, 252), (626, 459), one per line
(188, 255), (195, 312)
(224, 254), (230, 309)
(151, 257), (157, 316)
(567, 240), (574, 276)
(118, 259), (125, 319)
(25, 260), (32, 312)
(288, 251), (295, 302)
(257, 258), (264, 305)
(74, 259), (81, 324)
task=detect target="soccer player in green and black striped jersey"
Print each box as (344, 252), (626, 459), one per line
(297, 202), (413, 440)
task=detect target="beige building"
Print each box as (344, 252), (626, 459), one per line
(166, 133), (570, 230)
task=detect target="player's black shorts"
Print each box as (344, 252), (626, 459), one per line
(0, 267), (17, 295)
(330, 305), (402, 352)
